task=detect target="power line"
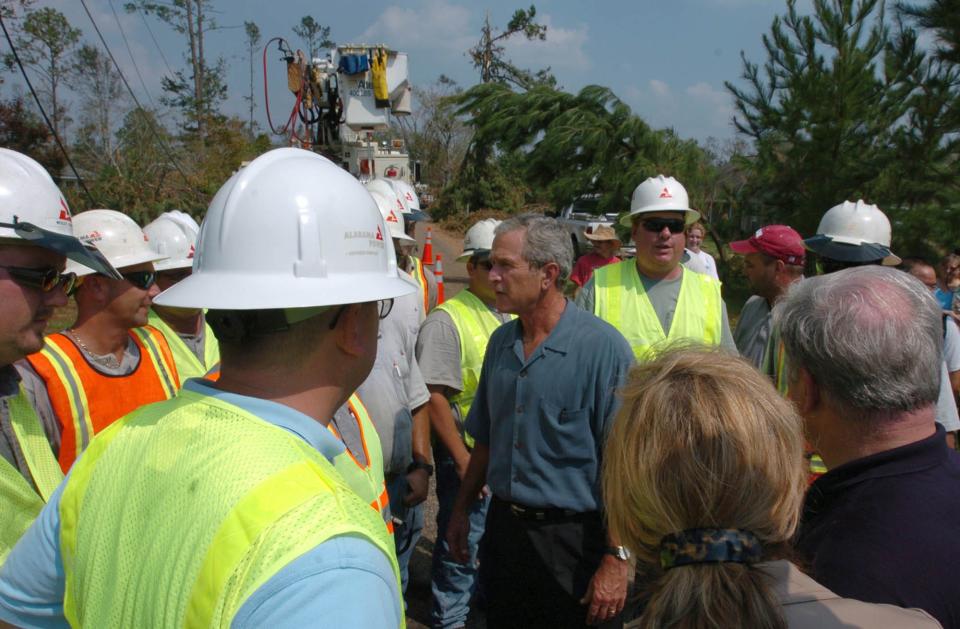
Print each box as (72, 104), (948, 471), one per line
(0, 12), (97, 206)
(107, 0), (159, 109)
(132, 1), (175, 78)
(79, 0), (192, 186)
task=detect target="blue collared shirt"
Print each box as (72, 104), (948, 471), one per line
(465, 301), (634, 512)
(0, 379), (402, 629)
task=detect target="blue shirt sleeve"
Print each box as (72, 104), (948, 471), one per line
(0, 480), (68, 629)
(232, 535), (402, 629)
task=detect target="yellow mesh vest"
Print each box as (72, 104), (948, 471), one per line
(0, 385), (64, 564)
(593, 261), (722, 360)
(59, 389), (403, 628)
(435, 290), (512, 448)
(147, 309), (222, 382)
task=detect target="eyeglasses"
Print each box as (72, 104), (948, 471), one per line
(328, 299), (395, 330)
(119, 270), (156, 290)
(0, 265), (77, 295)
(640, 218), (686, 234)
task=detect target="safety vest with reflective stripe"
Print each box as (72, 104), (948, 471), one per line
(0, 384), (64, 564)
(25, 328), (180, 472)
(593, 261), (722, 360)
(408, 255), (430, 314)
(58, 388), (402, 628)
(328, 394), (392, 533)
(435, 289), (512, 448)
(147, 309), (221, 382)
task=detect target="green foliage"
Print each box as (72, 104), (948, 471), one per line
(292, 16), (333, 60)
(0, 96), (62, 172)
(469, 5), (554, 89)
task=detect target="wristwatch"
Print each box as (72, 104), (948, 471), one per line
(406, 460), (434, 477)
(605, 546), (630, 561)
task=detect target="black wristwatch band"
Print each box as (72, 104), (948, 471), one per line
(605, 546), (630, 560)
(407, 461), (434, 477)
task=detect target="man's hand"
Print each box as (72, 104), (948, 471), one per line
(403, 468), (429, 507)
(445, 508), (472, 564)
(580, 554), (629, 625)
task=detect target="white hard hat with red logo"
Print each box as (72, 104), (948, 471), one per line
(66, 209), (166, 276)
(0, 148), (119, 277)
(368, 188), (415, 243)
(620, 174), (701, 226)
(154, 148), (416, 310)
(388, 179), (430, 222)
(143, 210), (200, 271)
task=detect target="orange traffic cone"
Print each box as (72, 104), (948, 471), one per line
(434, 253), (445, 305)
(422, 226), (434, 265)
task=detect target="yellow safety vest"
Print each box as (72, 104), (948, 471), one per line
(408, 255), (431, 315)
(58, 388), (402, 628)
(328, 394), (392, 533)
(147, 309), (221, 382)
(0, 385), (64, 563)
(436, 289), (512, 448)
(593, 261), (722, 360)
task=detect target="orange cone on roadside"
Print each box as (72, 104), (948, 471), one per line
(434, 253), (445, 304)
(422, 226), (434, 265)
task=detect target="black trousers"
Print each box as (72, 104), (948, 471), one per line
(480, 496), (624, 629)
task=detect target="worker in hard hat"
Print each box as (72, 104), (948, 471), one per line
(0, 149), (118, 563)
(575, 175), (736, 359)
(143, 210), (220, 381)
(415, 218), (512, 629)
(0, 148), (413, 627)
(334, 188), (432, 597)
(17, 209), (179, 473)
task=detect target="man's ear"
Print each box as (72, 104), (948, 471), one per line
(332, 303), (367, 358)
(788, 366), (820, 415)
(541, 262), (560, 290)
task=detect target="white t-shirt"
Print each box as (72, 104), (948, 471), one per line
(684, 249), (719, 280)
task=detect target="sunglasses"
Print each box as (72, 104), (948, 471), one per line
(327, 299), (395, 330)
(640, 218), (686, 234)
(1, 265), (77, 295)
(119, 270), (156, 290)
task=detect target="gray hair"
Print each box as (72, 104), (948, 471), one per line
(775, 266), (942, 415)
(495, 214), (573, 289)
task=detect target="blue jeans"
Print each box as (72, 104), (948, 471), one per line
(431, 446), (491, 629)
(386, 472), (424, 595)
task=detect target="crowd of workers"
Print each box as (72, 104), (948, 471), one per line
(0, 145), (957, 628)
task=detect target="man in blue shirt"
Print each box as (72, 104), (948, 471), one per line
(446, 215), (634, 628)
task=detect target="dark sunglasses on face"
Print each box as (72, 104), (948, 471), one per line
(1, 265), (77, 295)
(640, 217), (686, 234)
(119, 270), (156, 290)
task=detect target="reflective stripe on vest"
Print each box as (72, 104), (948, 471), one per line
(328, 394), (392, 533)
(25, 328), (180, 472)
(436, 290), (512, 448)
(59, 388), (403, 628)
(410, 255), (430, 314)
(147, 309), (221, 382)
(0, 385), (64, 564)
(593, 261), (722, 360)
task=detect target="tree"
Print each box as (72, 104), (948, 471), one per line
(292, 16), (332, 61)
(243, 20), (260, 135)
(72, 44), (126, 164)
(469, 5), (553, 89)
(3, 7), (81, 138)
(0, 96), (62, 172)
(898, 0), (960, 65)
(127, 0), (227, 140)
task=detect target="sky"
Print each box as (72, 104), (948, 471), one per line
(22, 0), (817, 145)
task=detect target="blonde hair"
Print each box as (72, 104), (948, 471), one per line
(686, 222), (706, 237)
(603, 347), (806, 629)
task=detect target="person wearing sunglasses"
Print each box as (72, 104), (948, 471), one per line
(0, 149), (120, 563)
(0, 149), (416, 628)
(17, 209), (180, 474)
(575, 175), (736, 360)
(143, 211), (220, 381)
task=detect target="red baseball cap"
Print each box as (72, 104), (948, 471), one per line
(730, 225), (805, 265)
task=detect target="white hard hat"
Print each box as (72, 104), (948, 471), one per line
(458, 219), (501, 262)
(66, 209), (166, 276)
(154, 148), (416, 310)
(388, 179), (429, 221)
(620, 174), (701, 226)
(366, 178), (406, 213)
(804, 200), (900, 266)
(143, 211), (200, 271)
(0, 149), (119, 277)
(369, 189), (414, 243)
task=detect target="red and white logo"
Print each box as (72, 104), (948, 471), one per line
(384, 166), (399, 178)
(58, 198), (71, 222)
(375, 225), (384, 241)
(386, 210), (399, 223)
(405, 192), (414, 201)
(187, 244), (195, 259)
(659, 187), (673, 199)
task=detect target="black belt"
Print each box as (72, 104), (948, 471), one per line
(504, 500), (594, 522)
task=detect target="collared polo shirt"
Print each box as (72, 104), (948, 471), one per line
(797, 424), (960, 628)
(465, 301), (633, 512)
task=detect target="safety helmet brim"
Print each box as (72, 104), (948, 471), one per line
(456, 248), (491, 263)
(619, 207), (700, 227)
(154, 271), (417, 310)
(68, 248), (167, 276)
(804, 235), (901, 266)
(6, 220), (121, 278)
(405, 209), (431, 222)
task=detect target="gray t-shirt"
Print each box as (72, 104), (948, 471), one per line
(575, 269), (737, 353)
(15, 334), (142, 458)
(734, 295), (771, 369)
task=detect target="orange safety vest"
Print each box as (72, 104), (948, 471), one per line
(409, 256), (430, 314)
(25, 327), (180, 472)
